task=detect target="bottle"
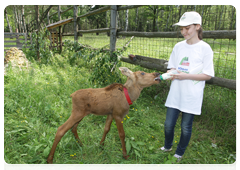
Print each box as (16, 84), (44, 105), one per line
(159, 70), (179, 80)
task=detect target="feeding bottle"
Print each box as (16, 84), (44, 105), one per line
(159, 70), (179, 80)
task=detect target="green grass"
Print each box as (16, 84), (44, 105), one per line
(4, 56), (237, 170)
(4, 35), (235, 164)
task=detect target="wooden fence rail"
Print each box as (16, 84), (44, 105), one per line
(120, 55), (236, 90)
(4, 32), (31, 51)
(118, 30), (236, 39)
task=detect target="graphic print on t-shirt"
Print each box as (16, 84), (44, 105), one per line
(179, 57), (189, 66)
(178, 57), (190, 73)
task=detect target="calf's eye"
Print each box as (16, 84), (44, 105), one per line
(141, 72), (145, 75)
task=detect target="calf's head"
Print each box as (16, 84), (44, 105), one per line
(119, 67), (161, 88)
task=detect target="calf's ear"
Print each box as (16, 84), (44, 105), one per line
(119, 67), (134, 78)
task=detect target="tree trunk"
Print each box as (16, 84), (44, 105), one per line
(165, 6), (172, 31)
(200, 5), (205, 30)
(58, 5), (62, 20)
(12, 6), (18, 32)
(106, 11), (108, 28)
(152, 6), (157, 32)
(204, 6), (210, 27)
(96, 16), (99, 36)
(156, 8), (160, 32)
(121, 10), (124, 30)
(35, 5), (39, 30)
(234, 5), (238, 29)
(230, 6), (235, 30)
(222, 6), (226, 30)
(18, 12), (22, 32)
(22, 5), (26, 33)
(135, 8), (138, 31)
(159, 9), (164, 31)
(107, 10), (110, 36)
(4, 8), (12, 33)
(218, 6), (224, 30)
(201, 5), (204, 17)
(125, 9), (129, 31)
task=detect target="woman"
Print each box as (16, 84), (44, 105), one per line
(160, 11), (214, 161)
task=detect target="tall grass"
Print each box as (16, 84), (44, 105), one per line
(4, 34), (235, 164)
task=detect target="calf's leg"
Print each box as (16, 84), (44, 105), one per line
(114, 116), (129, 160)
(100, 114), (113, 146)
(47, 113), (85, 164)
(71, 121), (83, 146)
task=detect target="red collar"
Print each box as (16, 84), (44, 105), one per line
(123, 87), (133, 105)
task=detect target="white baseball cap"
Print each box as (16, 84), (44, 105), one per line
(173, 11), (202, 26)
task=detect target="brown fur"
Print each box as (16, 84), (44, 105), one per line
(47, 67), (160, 163)
(104, 83), (124, 91)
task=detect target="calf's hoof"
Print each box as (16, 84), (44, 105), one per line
(47, 155), (53, 164)
(100, 143), (105, 150)
(47, 160), (53, 166)
(123, 155), (129, 160)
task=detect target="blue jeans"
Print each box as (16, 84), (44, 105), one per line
(164, 107), (195, 156)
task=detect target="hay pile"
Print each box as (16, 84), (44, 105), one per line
(4, 47), (30, 74)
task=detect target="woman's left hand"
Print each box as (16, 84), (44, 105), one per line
(171, 70), (188, 80)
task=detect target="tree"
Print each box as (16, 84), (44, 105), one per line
(87, 5), (106, 35)
(13, 6), (19, 32)
(22, 5), (26, 33)
(125, 9), (129, 31)
(142, 5), (160, 32)
(165, 6), (172, 31)
(135, 7), (139, 31)
(4, 7), (12, 33)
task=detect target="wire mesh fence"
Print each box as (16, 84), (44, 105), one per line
(61, 5), (236, 118)
(71, 5), (236, 80)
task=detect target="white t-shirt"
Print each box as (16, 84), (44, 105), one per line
(165, 40), (214, 115)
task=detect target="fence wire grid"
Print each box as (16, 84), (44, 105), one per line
(61, 5), (236, 120)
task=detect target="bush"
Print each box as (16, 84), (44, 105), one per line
(22, 29), (53, 64)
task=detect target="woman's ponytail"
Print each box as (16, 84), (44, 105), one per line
(197, 26), (203, 40)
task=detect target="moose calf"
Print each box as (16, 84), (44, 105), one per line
(47, 67), (161, 163)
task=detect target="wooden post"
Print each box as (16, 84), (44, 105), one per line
(73, 5), (78, 42)
(30, 33), (32, 45)
(58, 5), (62, 52)
(24, 32), (27, 44)
(16, 29), (20, 48)
(110, 5), (117, 56)
(51, 33), (54, 47)
(35, 5), (40, 60)
(59, 26), (62, 52)
(55, 32), (58, 47)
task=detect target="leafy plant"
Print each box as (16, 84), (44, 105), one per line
(63, 39), (123, 87)
(89, 50), (122, 87)
(22, 29), (53, 64)
(125, 137), (145, 158)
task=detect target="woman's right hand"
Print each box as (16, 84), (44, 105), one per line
(166, 69), (176, 80)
